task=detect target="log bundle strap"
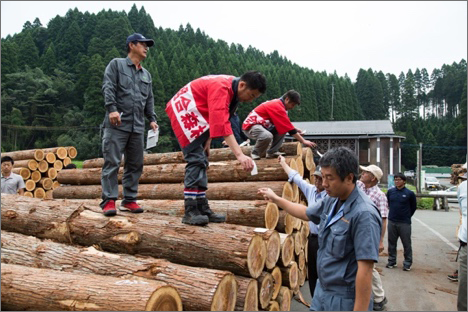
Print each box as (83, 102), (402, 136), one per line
(0, 195), (270, 278)
(0, 231), (237, 311)
(1, 263), (183, 311)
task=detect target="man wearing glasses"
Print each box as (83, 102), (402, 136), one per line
(386, 172), (417, 272)
(100, 33), (158, 216)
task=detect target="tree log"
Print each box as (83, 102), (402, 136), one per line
(295, 155), (304, 178)
(278, 233), (294, 267)
(2, 149), (44, 161)
(45, 167), (58, 179)
(13, 159), (38, 170)
(257, 272), (275, 309)
(275, 286), (291, 311)
(1, 263), (182, 311)
(12, 167), (30, 180)
(39, 178), (53, 190)
(282, 182), (294, 202)
(302, 147), (315, 172)
(63, 156), (72, 167)
(38, 160), (48, 173)
(297, 250), (306, 271)
(45, 190), (53, 199)
(58, 158), (293, 185)
(292, 231), (303, 256)
(280, 261), (298, 289)
(263, 301), (280, 311)
(31, 170), (42, 182)
(298, 265), (307, 287)
(54, 159), (63, 171)
(45, 152), (56, 164)
(52, 180), (60, 189)
(24, 180), (36, 191)
(63, 199), (279, 230)
(41, 146), (76, 159)
(52, 181), (286, 201)
(33, 187), (45, 199)
(260, 229), (280, 269)
(1, 231), (237, 311)
(82, 142), (303, 168)
(276, 211), (294, 235)
(268, 266), (282, 300)
(24, 191), (33, 198)
(235, 276), (258, 311)
(0, 195), (268, 278)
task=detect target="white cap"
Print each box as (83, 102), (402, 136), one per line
(359, 164), (383, 181)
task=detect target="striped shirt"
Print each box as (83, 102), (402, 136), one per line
(357, 180), (388, 218)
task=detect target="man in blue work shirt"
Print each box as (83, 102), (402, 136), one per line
(278, 155), (327, 300)
(259, 147), (381, 311)
(386, 172), (417, 271)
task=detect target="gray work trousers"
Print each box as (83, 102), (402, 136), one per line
(458, 244), (467, 311)
(243, 125), (285, 157)
(310, 281), (373, 311)
(100, 127), (144, 208)
(387, 220), (413, 267)
(182, 136), (209, 191)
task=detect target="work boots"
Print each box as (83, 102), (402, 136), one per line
(197, 198), (226, 223)
(182, 198), (209, 226)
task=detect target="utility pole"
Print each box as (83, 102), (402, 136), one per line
(330, 83), (335, 121)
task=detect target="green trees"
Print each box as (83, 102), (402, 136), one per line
(1, 5), (466, 166)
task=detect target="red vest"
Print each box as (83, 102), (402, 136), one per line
(166, 75), (235, 148)
(242, 99), (295, 135)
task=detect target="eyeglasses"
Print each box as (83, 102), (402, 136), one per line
(394, 178), (403, 181)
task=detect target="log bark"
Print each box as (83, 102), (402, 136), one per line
(12, 167), (30, 180)
(1, 231), (237, 311)
(235, 276), (258, 311)
(275, 286), (291, 311)
(0, 195), (268, 278)
(278, 233), (294, 267)
(280, 261), (298, 289)
(1, 263), (182, 311)
(52, 181), (286, 201)
(82, 142), (303, 168)
(58, 158), (292, 185)
(13, 159), (38, 170)
(2, 149), (44, 161)
(63, 199), (279, 230)
(268, 266), (282, 300)
(257, 272), (275, 309)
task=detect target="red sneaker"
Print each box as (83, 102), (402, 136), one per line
(119, 201), (144, 213)
(102, 200), (117, 216)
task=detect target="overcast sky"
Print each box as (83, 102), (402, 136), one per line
(1, 1), (466, 80)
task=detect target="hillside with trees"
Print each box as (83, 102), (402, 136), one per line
(1, 4), (466, 169)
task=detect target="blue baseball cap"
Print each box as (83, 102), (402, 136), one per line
(126, 33), (154, 47)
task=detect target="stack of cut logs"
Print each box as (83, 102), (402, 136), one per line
(1, 142), (316, 311)
(3, 146), (78, 199)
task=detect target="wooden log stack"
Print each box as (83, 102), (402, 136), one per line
(1, 142), (316, 311)
(6, 146), (78, 199)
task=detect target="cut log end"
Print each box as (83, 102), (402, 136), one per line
(34, 149), (45, 161)
(63, 157), (72, 167)
(145, 285), (183, 311)
(45, 190), (54, 199)
(247, 235), (267, 278)
(211, 274), (237, 311)
(276, 286), (291, 311)
(264, 202), (279, 230)
(258, 272), (274, 309)
(67, 146), (78, 159)
(238, 278), (258, 311)
(34, 187), (46, 199)
(54, 160), (63, 171)
(52, 181), (61, 190)
(25, 180), (36, 192)
(56, 147), (68, 160)
(296, 155), (304, 178)
(265, 231), (280, 270)
(303, 148), (315, 172)
(288, 262), (299, 290)
(24, 192), (33, 198)
(46, 152), (56, 164)
(280, 234), (294, 267)
(267, 301), (280, 311)
(47, 168), (58, 179)
(38, 160), (49, 173)
(31, 171), (42, 182)
(269, 267), (282, 300)
(19, 168), (31, 180)
(282, 183), (294, 202)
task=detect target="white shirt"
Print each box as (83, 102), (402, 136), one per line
(458, 180), (467, 243)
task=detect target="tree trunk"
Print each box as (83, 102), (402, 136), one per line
(41, 146), (77, 159)
(58, 158), (293, 185)
(278, 233), (294, 267)
(63, 199), (279, 230)
(0, 195), (268, 278)
(0, 231), (237, 311)
(24, 180), (36, 191)
(1, 263), (182, 311)
(52, 181), (286, 201)
(31, 170), (42, 182)
(82, 142), (302, 168)
(54, 159), (63, 171)
(276, 211), (294, 235)
(33, 187), (45, 199)
(38, 160), (48, 172)
(2, 149), (44, 161)
(261, 229), (281, 269)
(12, 167), (30, 180)
(13, 159), (38, 170)
(262, 301), (280, 311)
(275, 286), (291, 311)
(268, 266), (282, 300)
(257, 272), (275, 309)
(297, 250), (305, 271)
(280, 261), (298, 289)
(235, 276), (258, 311)
(302, 147), (315, 172)
(45, 152), (56, 164)
(38, 178), (53, 190)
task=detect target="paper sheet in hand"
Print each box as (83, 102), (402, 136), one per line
(251, 160), (258, 176)
(146, 129), (159, 150)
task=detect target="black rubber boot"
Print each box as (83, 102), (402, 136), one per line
(197, 198), (226, 223)
(182, 199), (209, 226)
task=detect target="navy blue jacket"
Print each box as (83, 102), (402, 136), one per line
(387, 186), (417, 224)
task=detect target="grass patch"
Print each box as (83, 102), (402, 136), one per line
(72, 160), (84, 169)
(381, 183), (432, 210)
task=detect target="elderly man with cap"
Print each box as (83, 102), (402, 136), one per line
(278, 155), (327, 300)
(386, 172), (417, 272)
(100, 33), (158, 216)
(357, 164), (388, 311)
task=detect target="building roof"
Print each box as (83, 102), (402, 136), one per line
(292, 120), (396, 136)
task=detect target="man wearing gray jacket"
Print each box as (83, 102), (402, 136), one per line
(100, 33), (158, 216)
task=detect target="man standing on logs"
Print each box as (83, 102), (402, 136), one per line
(1, 156), (25, 195)
(100, 33), (158, 216)
(259, 147), (381, 311)
(357, 165), (388, 311)
(242, 90), (316, 160)
(278, 155), (327, 301)
(166, 72), (267, 226)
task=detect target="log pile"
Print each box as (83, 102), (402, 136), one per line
(1, 142), (316, 311)
(6, 146), (78, 199)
